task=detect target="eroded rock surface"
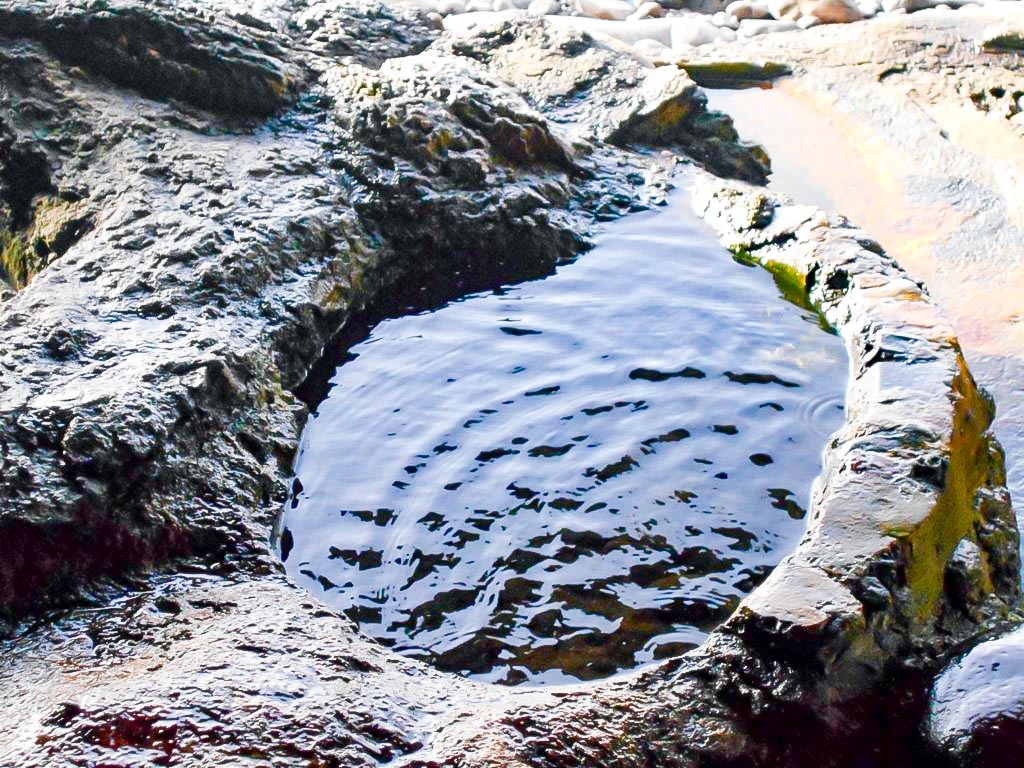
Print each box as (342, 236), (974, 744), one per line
(0, 1), (1019, 766)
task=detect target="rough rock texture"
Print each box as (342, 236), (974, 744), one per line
(441, 15), (771, 180)
(0, 1), (1019, 766)
(691, 176), (1020, 689)
(647, 13), (1024, 760)
(0, 2), (673, 624)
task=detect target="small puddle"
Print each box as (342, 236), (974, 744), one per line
(281, 189), (847, 685)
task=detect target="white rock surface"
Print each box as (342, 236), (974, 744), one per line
(437, 0), (468, 13)
(712, 10), (742, 26)
(542, 15), (679, 45)
(632, 36), (674, 61)
(671, 15), (728, 47)
(629, 1), (664, 18)
(739, 17), (801, 33)
(528, 0), (559, 12)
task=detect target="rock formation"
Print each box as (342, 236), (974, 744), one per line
(0, 1), (1021, 766)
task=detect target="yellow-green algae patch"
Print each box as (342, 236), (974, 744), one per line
(678, 61), (791, 89)
(0, 229), (40, 290)
(730, 246), (833, 332)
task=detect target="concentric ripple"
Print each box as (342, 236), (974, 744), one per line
(281, 190), (848, 686)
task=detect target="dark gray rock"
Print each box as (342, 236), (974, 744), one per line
(0, 0), (667, 623)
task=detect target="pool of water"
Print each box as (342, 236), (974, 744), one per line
(280, 189), (848, 686)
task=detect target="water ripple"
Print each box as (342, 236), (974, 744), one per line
(282, 190), (848, 686)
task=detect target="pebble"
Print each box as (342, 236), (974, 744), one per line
(768, 0), (801, 18)
(629, 1), (664, 19)
(689, 0), (731, 11)
(712, 10), (742, 27)
(424, 0), (871, 27)
(726, 0), (773, 18)
(671, 15), (728, 47)
(802, 0), (864, 22)
(528, 0), (559, 12)
(576, 0), (635, 19)
(739, 17), (801, 34)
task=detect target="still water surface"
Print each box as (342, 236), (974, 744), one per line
(282, 191), (848, 685)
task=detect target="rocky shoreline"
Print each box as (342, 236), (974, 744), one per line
(1, 1), (1023, 765)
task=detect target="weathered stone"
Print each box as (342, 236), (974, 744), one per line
(0, 0), (305, 116)
(439, 16), (770, 181)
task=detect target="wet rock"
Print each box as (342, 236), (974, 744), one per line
(0, 1), (1019, 766)
(0, 0), (305, 116)
(676, 59), (792, 87)
(323, 49), (586, 281)
(692, 173), (1018, 687)
(928, 625), (1024, 767)
(2, 2), (664, 624)
(944, 538), (991, 617)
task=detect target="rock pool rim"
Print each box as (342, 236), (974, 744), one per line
(276, 168), (1017, 706)
(279, 187), (848, 686)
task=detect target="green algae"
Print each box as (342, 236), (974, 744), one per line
(0, 229), (40, 290)
(678, 61), (791, 90)
(730, 246), (834, 333)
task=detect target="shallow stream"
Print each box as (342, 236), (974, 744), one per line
(281, 189), (847, 685)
